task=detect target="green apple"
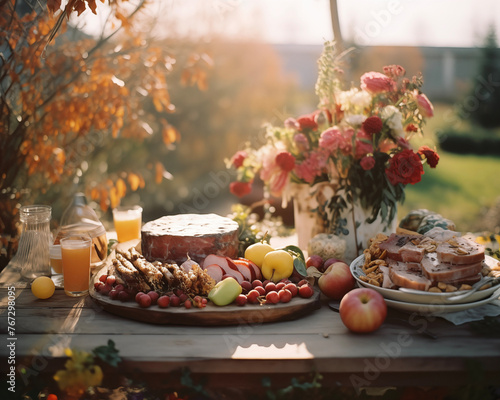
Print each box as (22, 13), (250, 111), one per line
(261, 250), (294, 283)
(208, 277), (242, 306)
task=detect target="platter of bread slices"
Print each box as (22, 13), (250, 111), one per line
(350, 228), (500, 313)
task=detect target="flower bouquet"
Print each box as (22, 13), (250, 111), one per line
(227, 42), (439, 260)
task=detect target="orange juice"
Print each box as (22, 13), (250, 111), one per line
(61, 237), (91, 297)
(113, 206), (142, 242)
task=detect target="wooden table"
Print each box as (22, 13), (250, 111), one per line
(1, 262), (500, 397)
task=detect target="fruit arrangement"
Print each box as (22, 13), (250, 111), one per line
(93, 241), (315, 310)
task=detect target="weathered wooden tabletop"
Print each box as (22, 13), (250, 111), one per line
(1, 262), (500, 394)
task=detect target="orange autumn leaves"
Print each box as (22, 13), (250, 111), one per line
(1, 1), (212, 217)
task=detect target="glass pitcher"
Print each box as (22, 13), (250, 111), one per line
(54, 193), (107, 271)
(14, 205), (53, 280)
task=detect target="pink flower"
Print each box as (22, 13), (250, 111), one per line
(269, 170), (289, 197)
(415, 93), (434, 117)
(275, 151), (295, 172)
(231, 150), (247, 168)
(295, 150), (328, 183)
(319, 127), (342, 151)
(284, 118), (300, 130)
(360, 71), (395, 94)
(360, 156), (376, 171)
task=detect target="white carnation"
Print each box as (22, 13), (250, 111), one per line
(381, 105), (404, 137)
(343, 114), (367, 127)
(338, 88), (372, 113)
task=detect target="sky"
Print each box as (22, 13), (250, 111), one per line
(79, 0), (500, 48)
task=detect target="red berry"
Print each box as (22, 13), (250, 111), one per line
(147, 291), (159, 305)
(117, 290), (130, 302)
(170, 295), (180, 307)
(184, 299), (192, 309)
(135, 292), (145, 303)
(114, 284), (125, 292)
(265, 282), (277, 293)
(179, 293), (188, 303)
(240, 281), (252, 293)
(252, 280), (263, 288)
(265, 291), (279, 304)
(174, 288), (184, 297)
(284, 283), (298, 297)
(278, 289), (292, 303)
(297, 279), (309, 287)
(138, 294), (152, 308)
(262, 280), (271, 287)
(100, 284), (112, 296)
(99, 274), (108, 283)
(299, 285), (314, 298)
(255, 286), (266, 296)
(235, 294), (247, 306)
(201, 298), (208, 305)
(106, 275), (116, 286)
(94, 282), (104, 291)
(276, 282), (286, 291)
(109, 289), (119, 300)
(157, 295), (170, 308)
(246, 289), (260, 304)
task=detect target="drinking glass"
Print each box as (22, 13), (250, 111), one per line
(112, 205), (142, 242)
(60, 235), (92, 297)
(49, 244), (64, 288)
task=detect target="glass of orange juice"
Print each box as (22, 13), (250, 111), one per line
(60, 235), (92, 297)
(112, 205), (142, 242)
(49, 244), (64, 288)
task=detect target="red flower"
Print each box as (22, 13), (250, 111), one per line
(296, 113), (318, 131)
(383, 65), (406, 78)
(405, 124), (418, 132)
(360, 71), (396, 94)
(360, 156), (376, 171)
(385, 149), (423, 185)
(418, 146), (440, 168)
(231, 150), (247, 168)
(362, 116), (383, 135)
(230, 181), (252, 197)
(275, 151), (295, 172)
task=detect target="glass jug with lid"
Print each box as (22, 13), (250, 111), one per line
(54, 193), (107, 270)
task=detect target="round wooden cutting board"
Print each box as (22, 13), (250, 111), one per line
(89, 243), (321, 326)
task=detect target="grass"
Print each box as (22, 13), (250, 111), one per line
(398, 103), (500, 232)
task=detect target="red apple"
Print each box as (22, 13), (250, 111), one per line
(317, 261), (355, 300)
(323, 258), (344, 272)
(339, 288), (387, 333)
(306, 255), (324, 269)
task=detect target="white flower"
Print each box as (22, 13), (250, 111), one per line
(381, 105), (404, 137)
(343, 114), (367, 127)
(337, 88), (372, 113)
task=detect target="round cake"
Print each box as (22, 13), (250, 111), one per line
(141, 213), (239, 264)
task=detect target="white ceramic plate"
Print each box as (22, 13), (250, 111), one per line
(383, 288), (500, 315)
(350, 254), (500, 305)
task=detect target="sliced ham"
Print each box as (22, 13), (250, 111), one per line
(436, 237), (485, 265)
(231, 259), (254, 281)
(239, 258), (262, 281)
(204, 264), (224, 282)
(399, 241), (426, 263)
(202, 254), (245, 283)
(378, 234), (411, 261)
(378, 265), (395, 289)
(388, 260), (432, 291)
(420, 254), (483, 282)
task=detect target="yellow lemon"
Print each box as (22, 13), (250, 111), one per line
(31, 276), (55, 299)
(261, 250), (294, 282)
(244, 242), (275, 268)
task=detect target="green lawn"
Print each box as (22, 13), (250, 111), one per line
(398, 103), (500, 232)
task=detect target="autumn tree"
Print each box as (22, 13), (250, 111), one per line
(0, 0), (211, 267)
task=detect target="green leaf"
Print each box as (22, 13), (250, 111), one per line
(282, 244), (305, 261)
(293, 257), (307, 276)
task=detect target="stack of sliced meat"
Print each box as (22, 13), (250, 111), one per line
(378, 231), (485, 291)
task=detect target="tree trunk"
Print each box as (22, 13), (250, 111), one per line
(329, 0), (344, 53)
